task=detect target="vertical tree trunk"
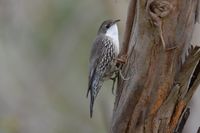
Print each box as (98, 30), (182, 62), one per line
(111, 0), (200, 133)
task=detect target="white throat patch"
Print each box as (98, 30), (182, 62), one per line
(105, 24), (119, 53)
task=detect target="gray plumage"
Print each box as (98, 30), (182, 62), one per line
(87, 19), (120, 117)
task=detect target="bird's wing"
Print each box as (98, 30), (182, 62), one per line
(87, 35), (105, 97)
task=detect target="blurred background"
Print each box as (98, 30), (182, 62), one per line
(0, 0), (199, 133)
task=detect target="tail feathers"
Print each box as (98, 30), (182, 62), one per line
(86, 69), (95, 98)
(90, 89), (94, 118)
(87, 75), (103, 118)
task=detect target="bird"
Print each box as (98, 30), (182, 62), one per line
(86, 19), (120, 117)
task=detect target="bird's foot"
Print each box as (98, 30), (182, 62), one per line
(119, 69), (130, 81)
(116, 54), (128, 64)
(116, 55), (130, 80)
(110, 74), (118, 95)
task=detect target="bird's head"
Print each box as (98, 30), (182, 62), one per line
(97, 19), (120, 36)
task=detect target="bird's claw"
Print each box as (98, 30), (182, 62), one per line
(110, 74), (118, 95)
(119, 69), (130, 81)
(116, 54), (128, 64)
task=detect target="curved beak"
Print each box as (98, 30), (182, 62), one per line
(113, 19), (120, 24)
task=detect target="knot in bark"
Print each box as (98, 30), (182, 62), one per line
(149, 0), (173, 18)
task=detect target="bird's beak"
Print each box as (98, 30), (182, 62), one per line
(113, 19), (120, 24)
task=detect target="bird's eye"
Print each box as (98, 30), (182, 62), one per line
(105, 24), (110, 29)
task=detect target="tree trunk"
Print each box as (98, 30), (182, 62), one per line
(111, 0), (200, 133)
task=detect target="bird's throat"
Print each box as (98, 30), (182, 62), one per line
(105, 24), (119, 54)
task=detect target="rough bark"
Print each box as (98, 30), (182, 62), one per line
(111, 0), (200, 133)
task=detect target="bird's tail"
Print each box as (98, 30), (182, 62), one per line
(90, 88), (94, 118)
(87, 75), (103, 118)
